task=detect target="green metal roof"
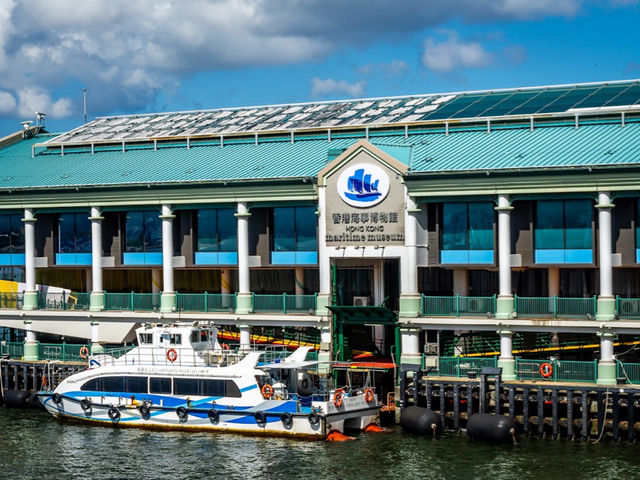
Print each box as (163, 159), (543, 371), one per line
(1, 119), (640, 192)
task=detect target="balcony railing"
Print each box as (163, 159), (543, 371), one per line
(422, 295), (496, 317)
(0, 291), (316, 314)
(432, 356), (601, 383)
(252, 293), (317, 314)
(514, 295), (597, 319)
(421, 294), (600, 319)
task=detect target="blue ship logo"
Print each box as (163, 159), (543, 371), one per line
(344, 168), (382, 203)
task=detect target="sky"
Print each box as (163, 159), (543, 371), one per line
(0, 0), (639, 137)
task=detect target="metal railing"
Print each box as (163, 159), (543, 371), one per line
(104, 292), (162, 311)
(38, 342), (91, 362)
(514, 295), (597, 318)
(252, 293), (317, 314)
(422, 295), (496, 317)
(436, 356), (498, 377)
(0, 341), (24, 358)
(617, 361), (640, 384)
(617, 298), (640, 319)
(516, 358), (597, 382)
(176, 292), (237, 312)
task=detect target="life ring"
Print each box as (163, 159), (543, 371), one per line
(108, 407), (120, 421)
(281, 412), (293, 427)
(79, 346), (90, 359)
(221, 343), (229, 350)
(176, 406), (188, 420)
(333, 389), (345, 408)
(308, 411), (320, 425)
(540, 362), (554, 378)
(207, 408), (220, 423)
(80, 398), (92, 412)
(261, 384), (274, 399)
(364, 388), (375, 403)
(166, 348), (178, 363)
(255, 411), (267, 425)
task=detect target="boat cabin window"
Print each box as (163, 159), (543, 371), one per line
(150, 377), (172, 394)
(80, 376), (149, 394)
(173, 378), (241, 398)
(139, 333), (153, 345)
(169, 333), (182, 345)
(190, 330), (211, 344)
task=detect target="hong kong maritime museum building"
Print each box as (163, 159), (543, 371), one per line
(2, 79), (640, 385)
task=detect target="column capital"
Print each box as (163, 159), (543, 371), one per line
(596, 329), (616, 339)
(494, 205), (514, 212)
(594, 202), (615, 210)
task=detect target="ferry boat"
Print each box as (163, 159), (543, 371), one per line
(38, 323), (382, 440)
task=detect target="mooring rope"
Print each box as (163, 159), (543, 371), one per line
(593, 388), (610, 444)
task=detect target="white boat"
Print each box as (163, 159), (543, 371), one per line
(38, 323), (382, 440)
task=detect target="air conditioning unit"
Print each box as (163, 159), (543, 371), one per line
(424, 343), (438, 355)
(353, 296), (370, 307)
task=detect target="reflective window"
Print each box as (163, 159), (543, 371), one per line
(274, 206), (317, 252)
(535, 200), (592, 249)
(174, 378), (199, 395)
(102, 376), (125, 392)
(197, 209), (237, 252)
(58, 213), (91, 254)
(442, 202), (493, 250)
(0, 214), (24, 254)
(125, 211), (161, 253)
(169, 334), (182, 345)
(172, 378), (241, 397)
(124, 376), (148, 394)
(150, 377), (172, 394)
(139, 333), (153, 344)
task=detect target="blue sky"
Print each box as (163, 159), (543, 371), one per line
(0, 0), (639, 137)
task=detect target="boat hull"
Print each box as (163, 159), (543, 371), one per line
(39, 393), (379, 440)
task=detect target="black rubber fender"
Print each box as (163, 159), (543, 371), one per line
(280, 412), (293, 427)
(467, 414), (516, 443)
(176, 406), (188, 420)
(399, 406), (443, 436)
(254, 411), (267, 425)
(51, 392), (63, 405)
(80, 398), (92, 412)
(108, 407), (121, 421)
(308, 411), (320, 426)
(207, 408), (219, 423)
(138, 403), (151, 420)
(3, 390), (29, 408)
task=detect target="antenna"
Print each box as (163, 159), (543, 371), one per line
(35, 112), (46, 128)
(83, 88), (87, 124)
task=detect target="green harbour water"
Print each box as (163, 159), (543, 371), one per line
(0, 408), (638, 480)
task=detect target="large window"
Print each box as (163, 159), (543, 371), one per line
(124, 210), (162, 265)
(535, 199), (592, 263)
(0, 214), (25, 266)
(195, 209), (237, 265)
(441, 202), (494, 264)
(272, 206), (317, 264)
(57, 213), (91, 265)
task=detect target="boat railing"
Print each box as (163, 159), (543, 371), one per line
(92, 346), (246, 368)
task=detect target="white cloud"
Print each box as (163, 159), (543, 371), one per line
(358, 60), (410, 77)
(16, 87), (72, 119)
(311, 78), (366, 98)
(0, 91), (16, 114)
(422, 33), (493, 72)
(0, 0), (611, 119)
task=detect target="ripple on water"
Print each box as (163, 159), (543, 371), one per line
(1, 409), (640, 480)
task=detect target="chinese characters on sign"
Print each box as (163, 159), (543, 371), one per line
(325, 210), (405, 244)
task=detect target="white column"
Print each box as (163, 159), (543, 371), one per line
(497, 194), (512, 297)
(160, 204), (174, 293)
(23, 208), (36, 291)
(499, 331), (513, 360)
(235, 202), (252, 314)
(402, 190), (418, 295)
(151, 268), (162, 295)
(318, 187), (330, 296)
(400, 328), (421, 366)
(598, 192), (613, 298)
(600, 334), (614, 361)
(239, 325), (251, 351)
(90, 206), (103, 293)
(237, 202), (250, 294)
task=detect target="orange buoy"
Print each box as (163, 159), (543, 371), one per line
(326, 430), (355, 442)
(363, 423), (386, 433)
(540, 362), (553, 378)
(261, 383), (274, 399)
(166, 348), (178, 363)
(333, 388), (345, 408)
